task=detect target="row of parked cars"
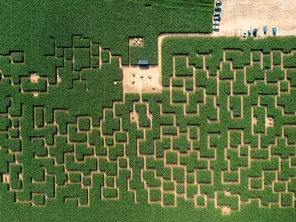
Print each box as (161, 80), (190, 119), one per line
(242, 26), (277, 37)
(213, 1), (222, 31)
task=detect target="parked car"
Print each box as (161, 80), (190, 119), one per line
(213, 26), (220, 31)
(253, 28), (258, 37)
(263, 26), (267, 34)
(216, 1), (222, 6)
(243, 30), (247, 38)
(272, 27), (277, 35)
(213, 21), (220, 25)
(248, 30), (251, 36)
(213, 12), (220, 16)
(215, 7), (222, 12)
(214, 16), (221, 21)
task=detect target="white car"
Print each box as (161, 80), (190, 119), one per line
(213, 21), (220, 25)
(243, 30), (247, 37)
(216, 1), (222, 6)
(213, 12), (220, 16)
(213, 26), (220, 31)
(213, 16), (221, 21)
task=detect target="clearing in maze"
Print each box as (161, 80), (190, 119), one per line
(1, 33), (296, 221)
(215, 0), (296, 36)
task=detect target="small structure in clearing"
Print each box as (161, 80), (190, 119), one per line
(138, 59), (149, 67)
(129, 37), (144, 46)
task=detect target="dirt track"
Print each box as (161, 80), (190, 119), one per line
(214, 0), (296, 36)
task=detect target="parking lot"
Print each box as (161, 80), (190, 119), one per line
(213, 0), (296, 37)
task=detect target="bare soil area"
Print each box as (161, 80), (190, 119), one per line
(122, 65), (162, 93)
(214, 0), (296, 36)
(266, 117), (274, 127)
(30, 73), (39, 83)
(130, 111), (139, 124)
(2, 174), (10, 183)
(221, 206), (231, 215)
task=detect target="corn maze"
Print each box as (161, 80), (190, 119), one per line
(1, 34), (296, 221)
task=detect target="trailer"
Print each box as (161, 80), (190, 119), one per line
(138, 60), (149, 67)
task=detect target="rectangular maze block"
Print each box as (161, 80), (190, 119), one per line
(2, 36), (296, 219)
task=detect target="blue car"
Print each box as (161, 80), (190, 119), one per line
(248, 30), (251, 36)
(264, 26), (267, 34)
(215, 7), (222, 12)
(272, 27), (277, 35)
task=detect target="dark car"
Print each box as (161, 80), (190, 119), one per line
(253, 28), (258, 37)
(215, 7), (222, 12)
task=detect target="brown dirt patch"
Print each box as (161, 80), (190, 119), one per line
(252, 117), (257, 125)
(30, 73), (39, 83)
(214, 0), (296, 36)
(130, 111), (139, 124)
(2, 174), (10, 183)
(221, 206), (231, 215)
(266, 117), (274, 127)
(122, 65), (162, 93)
(57, 73), (61, 83)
